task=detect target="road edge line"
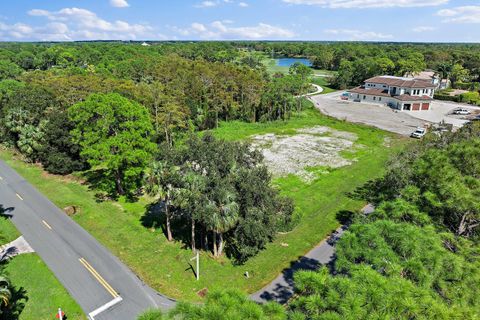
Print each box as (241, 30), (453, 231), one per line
(88, 296), (123, 320)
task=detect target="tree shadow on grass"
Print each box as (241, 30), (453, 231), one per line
(82, 169), (140, 203)
(140, 202), (192, 250)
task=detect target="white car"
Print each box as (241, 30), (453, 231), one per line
(453, 108), (470, 115)
(411, 127), (427, 139)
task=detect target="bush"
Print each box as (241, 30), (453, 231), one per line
(434, 94), (459, 102)
(459, 91), (480, 105)
(455, 82), (480, 91)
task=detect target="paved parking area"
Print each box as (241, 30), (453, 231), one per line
(311, 92), (480, 136)
(407, 100), (479, 128)
(310, 93), (427, 136)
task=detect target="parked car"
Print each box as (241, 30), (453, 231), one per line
(341, 92), (349, 100)
(411, 127), (427, 139)
(453, 108), (470, 115)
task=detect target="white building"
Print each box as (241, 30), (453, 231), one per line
(347, 75), (436, 111)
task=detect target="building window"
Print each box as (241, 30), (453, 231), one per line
(363, 95), (366, 100)
(373, 96), (376, 100)
(379, 97), (382, 101)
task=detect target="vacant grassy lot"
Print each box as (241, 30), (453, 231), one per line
(0, 103), (405, 302)
(3, 253), (85, 320)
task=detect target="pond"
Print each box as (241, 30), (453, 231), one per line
(276, 57), (312, 68)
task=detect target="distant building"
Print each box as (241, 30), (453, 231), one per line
(347, 75), (436, 111)
(141, 42), (150, 47)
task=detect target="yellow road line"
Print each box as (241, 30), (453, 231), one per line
(42, 220), (52, 230)
(16, 193), (23, 200)
(79, 258), (118, 298)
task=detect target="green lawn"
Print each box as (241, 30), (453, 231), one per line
(4, 253), (85, 320)
(0, 216), (20, 244)
(0, 104), (405, 302)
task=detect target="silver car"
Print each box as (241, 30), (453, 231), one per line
(453, 108), (470, 115)
(411, 127), (427, 139)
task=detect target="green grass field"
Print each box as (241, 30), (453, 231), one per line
(0, 103), (405, 302)
(0, 216), (20, 244)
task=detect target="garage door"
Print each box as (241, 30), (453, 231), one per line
(421, 103), (430, 110)
(412, 103), (420, 111)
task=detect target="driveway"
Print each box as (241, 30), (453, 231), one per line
(310, 93), (427, 136)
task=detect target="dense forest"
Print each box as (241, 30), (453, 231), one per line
(1, 42), (480, 318)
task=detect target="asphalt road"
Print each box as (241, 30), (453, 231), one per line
(0, 160), (175, 319)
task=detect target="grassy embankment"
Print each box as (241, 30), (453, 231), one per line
(0, 102), (405, 302)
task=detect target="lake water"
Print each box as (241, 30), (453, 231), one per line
(276, 57), (312, 68)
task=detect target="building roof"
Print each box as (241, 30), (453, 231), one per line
(406, 70), (437, 80)
(348, 87), (391, 97)
(393, 94), (432, 102)
(365, 76), (436, 88)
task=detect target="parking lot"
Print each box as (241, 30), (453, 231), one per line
(310, 92), (479, 136)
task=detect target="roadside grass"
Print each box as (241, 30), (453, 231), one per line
(0, 103), (405, 302)
(4, 253), (85, 320)
(0, 216), (20, 244)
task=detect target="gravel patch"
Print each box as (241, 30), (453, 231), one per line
(252, 126), (357, 182)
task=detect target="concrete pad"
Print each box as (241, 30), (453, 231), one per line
(0, 236), (34, 260)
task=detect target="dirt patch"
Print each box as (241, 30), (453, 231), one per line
(252, 126), (357, 182)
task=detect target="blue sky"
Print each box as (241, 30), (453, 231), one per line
(0, 0), (479, 42)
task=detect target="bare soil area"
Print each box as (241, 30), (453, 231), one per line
(251, 126), (358, 182)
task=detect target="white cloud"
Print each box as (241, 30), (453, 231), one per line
(110, 0), (130, 8)
(0, 21), (72, 41)
(412, 26), (436, 32)
(283, 0), (448, 8)
(324, 29), (392, 40)
(25, 7), (152, 40)
(195, 1), (219, 8)
(195, 0), (247, 8)
(437, 6), (480, 23)
(173, 21), (294, 39)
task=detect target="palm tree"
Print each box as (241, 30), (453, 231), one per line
(209, 191), (240, 257)
(437, 62), (452, 87)
(173, 167), (207, 252)
(0, 275), (12, 312)
(145, 161), (179, 242)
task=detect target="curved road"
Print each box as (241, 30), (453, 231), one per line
(0, 160), (175, 319)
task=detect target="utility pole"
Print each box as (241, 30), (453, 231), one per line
(190, 250), (199, 280)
